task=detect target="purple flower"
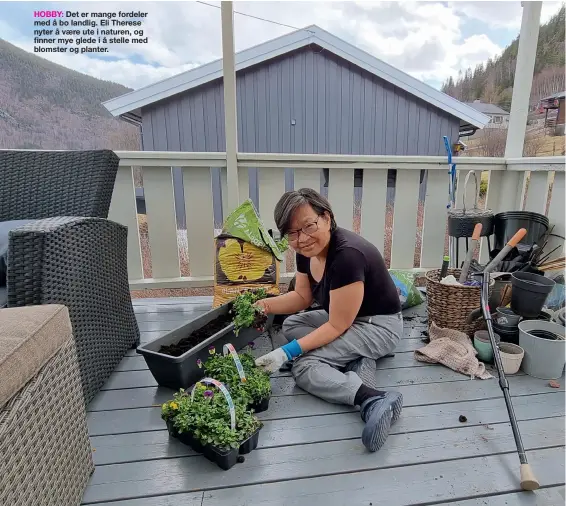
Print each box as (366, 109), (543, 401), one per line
(203, 390), (214, 398)
(196, 359), (203, 368)
(248, 341), (256, 350)
(208, 346), (216, 355)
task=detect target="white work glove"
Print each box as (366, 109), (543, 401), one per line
(255, 348), (289, 374)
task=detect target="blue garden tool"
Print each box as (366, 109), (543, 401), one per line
(443, 135), (457, 209)
(443, 135), (457, 266)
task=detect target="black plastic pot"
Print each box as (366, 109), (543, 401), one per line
(250, 396), (270, 414)
(493, 212), (549, 251)
(166, 419), (178, 438)
(136, 302), (274, 390)
(522, 309), (553, 322)
(238, 427), (261, 455)
(511, 272), (555, 318)
(492, 321), (519, 345)
(170, 424), (262, 469)
(202, 443), (240, 470)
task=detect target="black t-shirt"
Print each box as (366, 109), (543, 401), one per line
(296, 227), (401, 317)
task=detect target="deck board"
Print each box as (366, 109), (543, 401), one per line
(82, 298), (565, 505)
(82, 417), (564, 503)
(102, 362), (520, 391)
(87, 372), (562, 412)
(91, 393), (564, 466)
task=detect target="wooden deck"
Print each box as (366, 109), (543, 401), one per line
(82, 297), (565, 505)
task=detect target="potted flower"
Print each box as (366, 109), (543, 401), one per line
(161, 382), (263, 470)
(230, 288), (272, 336)
(203, 346), (272, 413)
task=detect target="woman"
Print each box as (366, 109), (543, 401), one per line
(255, 188), (404, 453)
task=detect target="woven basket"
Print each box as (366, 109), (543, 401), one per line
(425, 268), (492, 338)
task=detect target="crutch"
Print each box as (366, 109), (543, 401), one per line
(467, 227), (540, 491)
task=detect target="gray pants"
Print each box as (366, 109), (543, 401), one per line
(282, 310), (403, 406)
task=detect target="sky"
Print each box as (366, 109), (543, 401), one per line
(1, 0), (563, 92)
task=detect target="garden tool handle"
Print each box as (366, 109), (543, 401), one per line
(484, 228), (528, 274)
(459, 223), (483, 283)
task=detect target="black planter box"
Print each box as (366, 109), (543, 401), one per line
(167, 420), (262, 469)
(136, 302), (274, 390)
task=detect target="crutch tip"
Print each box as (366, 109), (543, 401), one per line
(520, 464), (540, 491)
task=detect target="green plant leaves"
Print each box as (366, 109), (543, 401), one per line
(162, 379), (264, 451)
(231, 288), (269, 336)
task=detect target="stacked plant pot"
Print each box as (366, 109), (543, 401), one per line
(508, 272), (565, 379)
(492, 307), (521, 345)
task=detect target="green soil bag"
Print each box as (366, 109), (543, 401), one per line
(388, 269), (424, 309)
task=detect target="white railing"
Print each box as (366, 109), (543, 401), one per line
(108, 151), (565, 290)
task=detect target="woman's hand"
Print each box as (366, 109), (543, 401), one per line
(254, 298), (271, 315)
(255, 348), (288, 373)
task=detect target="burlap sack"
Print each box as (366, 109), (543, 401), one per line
(414, 322), (493, 380)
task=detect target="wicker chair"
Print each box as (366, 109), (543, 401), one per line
(0, 149), (140, 404)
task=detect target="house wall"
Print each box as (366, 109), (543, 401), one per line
(557, 98), (565, 125)
(140, 46), (461, 226)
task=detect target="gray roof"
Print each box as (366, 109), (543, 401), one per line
(541, 91), (565, 101)
(464, 101), (509, 115)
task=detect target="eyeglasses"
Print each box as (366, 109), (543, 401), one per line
(286, 217), (320, 242)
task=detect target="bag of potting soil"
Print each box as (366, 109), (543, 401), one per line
(212, 199), (287, 308)
(388, 269), (424, 309)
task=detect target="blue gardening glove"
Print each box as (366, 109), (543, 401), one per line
(255, 340), (302, 374)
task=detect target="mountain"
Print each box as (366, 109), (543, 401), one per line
(442, 6), (565, 111)
(0, 38), (139, 150)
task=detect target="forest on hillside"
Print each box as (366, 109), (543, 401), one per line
(0, 38), (139, 150)
(442, 6), (565, 110)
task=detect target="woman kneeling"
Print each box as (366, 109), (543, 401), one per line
(255, 188), (404, 452)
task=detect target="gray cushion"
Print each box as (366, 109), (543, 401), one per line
(0, 220), (36, 287)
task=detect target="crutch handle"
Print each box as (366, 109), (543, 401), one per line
(520, 463), (540, 491)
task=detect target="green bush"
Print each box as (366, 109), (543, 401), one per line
(479, 178), (488, 197)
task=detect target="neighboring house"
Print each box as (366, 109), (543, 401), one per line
(539, 91), (565, 135)
(103, 25), (489, 226)
(464, 100), (510, 129)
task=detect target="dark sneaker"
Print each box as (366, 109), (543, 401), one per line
(360, 392), (403, 452)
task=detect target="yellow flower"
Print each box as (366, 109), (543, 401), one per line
(218, 239), (272, 282)
(169, 402), (178, 410)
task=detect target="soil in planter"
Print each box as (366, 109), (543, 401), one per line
(528, 329), (563, 341)
(158, 313), (233, 356)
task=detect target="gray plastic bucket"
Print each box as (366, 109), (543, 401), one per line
(518, 320), (566, 379)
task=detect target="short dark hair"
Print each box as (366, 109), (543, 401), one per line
(274, 188), (337, 236)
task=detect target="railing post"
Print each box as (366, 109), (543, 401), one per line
(504, 1), (542, 158)
(221, 1), (240, 212)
